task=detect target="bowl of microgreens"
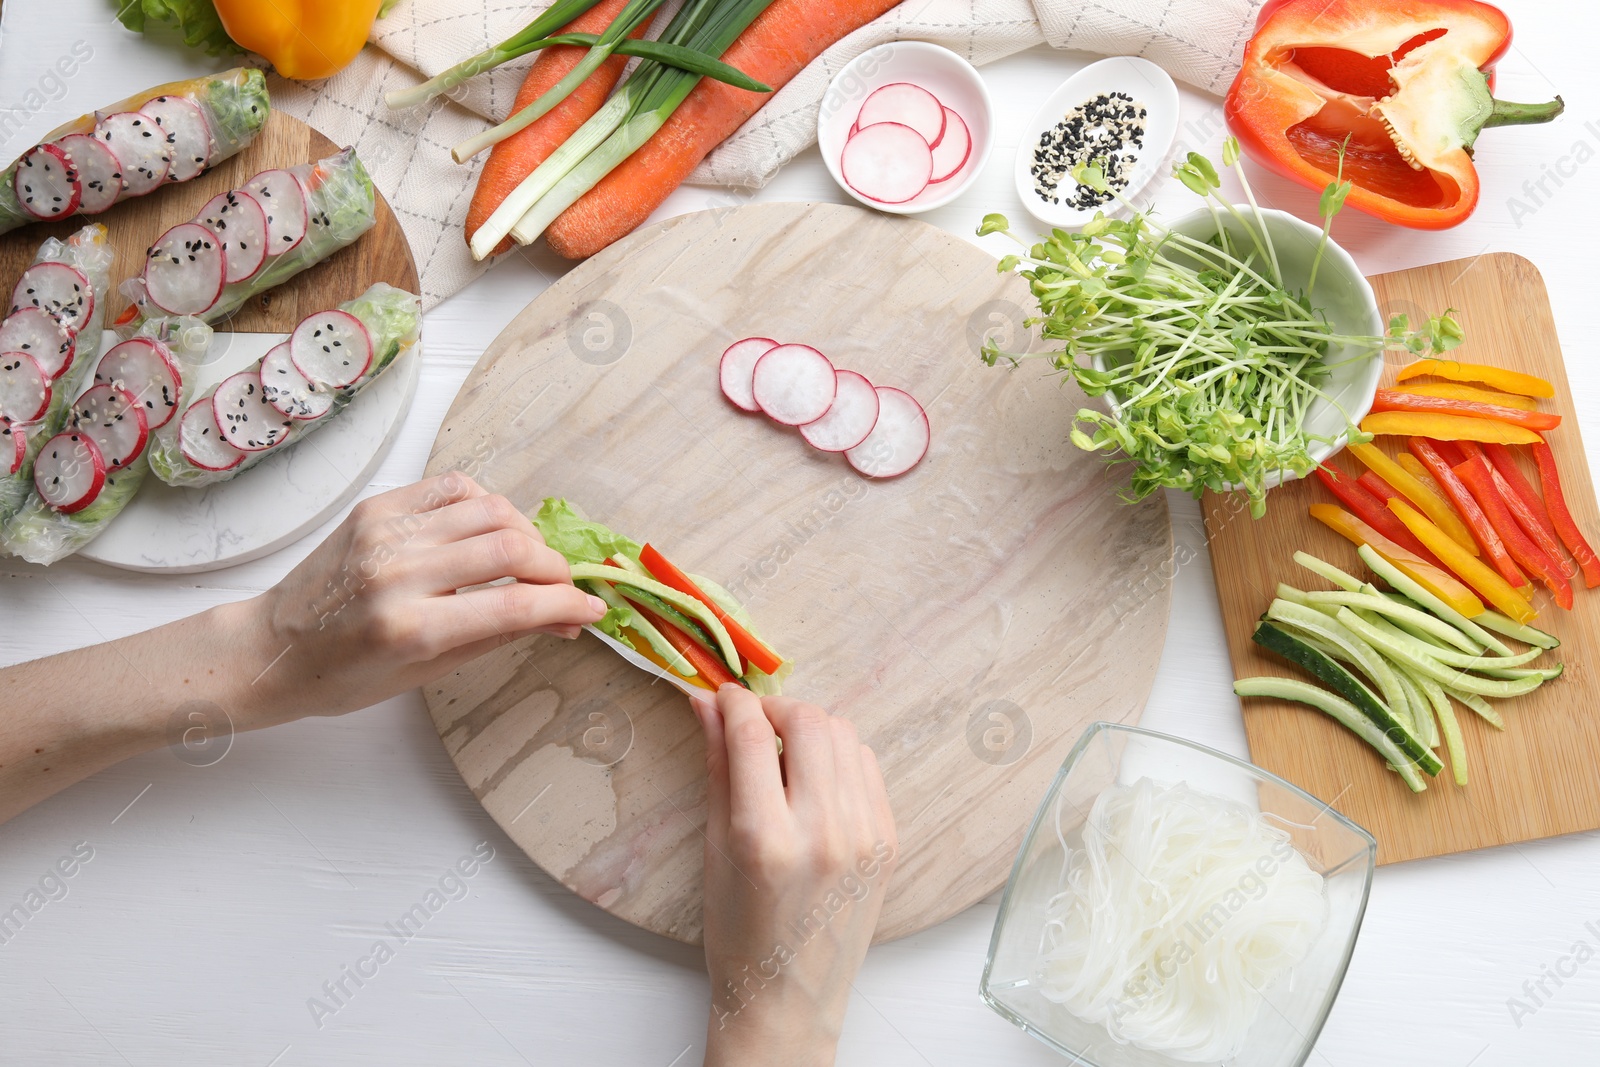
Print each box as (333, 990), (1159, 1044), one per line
(978, 137), (1462, 518)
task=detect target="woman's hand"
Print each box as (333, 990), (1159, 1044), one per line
(695, 686), (898, 1067)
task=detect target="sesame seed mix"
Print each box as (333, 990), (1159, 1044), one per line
(1031, 91), (1147, 209)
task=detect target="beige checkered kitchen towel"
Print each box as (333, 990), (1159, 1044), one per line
(270, 0), (1262, 306)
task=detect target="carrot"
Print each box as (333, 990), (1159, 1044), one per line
(465, 0), (651, 258)
(544, 0), (903, 259)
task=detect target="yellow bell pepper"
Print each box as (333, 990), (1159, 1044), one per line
(1359, 411), (1542, 445)
(216, 0), (384, 80)
(1394, 358), (1554, 399)
(1389, 381), (1538, 412)
(1309, 503), (1485, 618)
(1346, 441), (1478, 555)
(1387, 498), (1538, 624)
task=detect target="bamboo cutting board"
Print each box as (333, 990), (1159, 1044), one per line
(1207, 253), (1600, 865)
(422, 201), (1173, 944)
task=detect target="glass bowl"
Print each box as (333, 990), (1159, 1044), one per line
(980, 723), (1376, 1067)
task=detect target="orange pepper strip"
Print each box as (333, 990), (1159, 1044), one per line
(1309, 503), (1485, 618)
(1360, 411), (1541, 445)
(1347, 441), (1478, 554)
(1388, 498), (1538, 623)
(1370, 389), (1560, 431)
(1389, 382), (1538, 412)
(1532, 442), (1600, 589)
(1394, 359), (1555, 399)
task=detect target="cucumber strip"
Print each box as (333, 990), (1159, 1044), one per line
(1389, 661), (1439, 750)
(583, 579), (696, 677)
(1475, 663), (1564, 682)
(1445, 688), (1506, 731)
(1335, 608), (1545, 698)
(1431, 692), (1468, 786)
(1473, 610), (1560, 649)
(1252, 621), (1442, 775)
(1305, 590), (1481, 653)
(1349, 609), (1545, 670)
(1357, 545), (1514, 656)
(1267, 600), (1416, 732)
(570, 563), (741, 674)
(1234, 677), (1427, 793)
(1276, 583), (1313, 606)
(1293, 551), (1364, 592)
(624, 584), (715, 649)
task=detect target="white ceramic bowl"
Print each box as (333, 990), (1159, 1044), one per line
(1014, 56), (1179, 230)
(1092, 207), (1383, 492)
(818, 41), (994, 214)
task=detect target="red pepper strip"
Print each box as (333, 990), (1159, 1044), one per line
(1407, 437), (1528, 591)
(1370, 389), (1560, 431)
(1356, 470), (1399, 503)
(1532, 441), (1600, 588)
(624, 596), (743, 689)
(1480, 442), (1572, 572)
(1429, 438), (1466, 467)
(1314, 465), (1440, 565)
(1454, 454), (1572, 609)
(639, 543), (784, 676)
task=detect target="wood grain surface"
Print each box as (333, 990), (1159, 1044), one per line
(0, 110), (418, 329)
(1207, 253), (1600, 865)
(421, 201), (1173, 944)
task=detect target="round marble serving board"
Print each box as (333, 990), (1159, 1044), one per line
(422, 201), (1172, 944)
(0, 113), (420, 572)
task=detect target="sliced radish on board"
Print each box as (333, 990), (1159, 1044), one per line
(96, 112), (170, 196)
(290, 308), (373, 389)
(846, 387), (929, 478)
(752, 343), (837, 426)
(244, 168), (310, 253)
(54, 134), (121, 214)
(72, 383), (148, 471)
(11, 262), (93, 333)
(96, 337), (182, 430)
(856, 83), (946, 147)
(178, 397), (244, 472)
(34, 431), (105, 513)
(13, 144), (81, 220)
(139, 95), (212, 182)
(800, 369), (881, 452)
(0, 307), (74, 380)
(213, 370), (294, 452)
(0, 351), (50, 423)
(197, 190), (268, 284)
(841, 123), (933, 205)
(143, 222), (225, 316)
(928, 107), (972, 183)
(261, 341), (333, 421)
(3, 421), (25, 475)
(719, 336), (778, 412)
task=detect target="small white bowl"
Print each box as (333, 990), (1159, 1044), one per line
(818, 41), (994, 214)
(1014, 56), (1179, 230)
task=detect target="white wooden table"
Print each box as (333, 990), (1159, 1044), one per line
(2, 5), (1597, 1064)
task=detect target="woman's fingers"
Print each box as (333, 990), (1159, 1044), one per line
(694, 692), (731, 841)
(716, 685), (787, 829)
(363, 472), (487, 520)
(411, 529), (573, 593)
(407, 492), (548, 550)
(763, 696), (837, 800)
(828, 717), (874, 839)
(411, 582), (603, 656)
(861, 745), (897, 860)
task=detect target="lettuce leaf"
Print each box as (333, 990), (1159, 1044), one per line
(114, 0), (243, 56)
(531, 498), (642, 566)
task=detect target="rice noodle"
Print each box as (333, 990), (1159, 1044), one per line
(1038, 778), (1328, 1062)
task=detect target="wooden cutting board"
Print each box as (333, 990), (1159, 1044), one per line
(422, 201), (1173, 944)
(0, 111), (417, 329)
(1207, 253), (1600, 865)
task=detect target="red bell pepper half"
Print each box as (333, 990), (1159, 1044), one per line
(639, 543), (785, 677)
(1370, 388), (1560, 431)
(1531, 441), (1600, 589)
(1454, 452), (1572, 609)
(1407, 437), (1527, 590)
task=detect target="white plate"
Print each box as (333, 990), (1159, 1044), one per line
(78, 329), (419, 573)
(1013, 56), (1180, 230)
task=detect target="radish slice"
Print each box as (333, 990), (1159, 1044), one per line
(856, 83), (945, 147)
(928, 108), (972, 184)
(213, 371), (294, 452)
(3, 422), (25, 475)
(261, 341), (333, 421)
(96, 112), (170, 196)
(244, 168), (310, 253)
(72, 383), (148, 471)
(290, 308), (373, 389)
(54, 134), (121, 214)
(752, 344), (837, 426)
(0, 308), (74, 380)
(13, 144), (81, 220)
(143, 222), (225, 316)
(841, 123), (933, 205)
(719, 336), (778, 412)
(11, 262), (93, 333)
(800, 369), (880, 452)
(0, 351), (50, 423)
(96, 337), (182, 431)
(846, 387), (929, 478)
(34, 431), (105, 514)
(198, 190), (268, 284)
(139, 95), (212, 182)
(178, 397), (244, 472)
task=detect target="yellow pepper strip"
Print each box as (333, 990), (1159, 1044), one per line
(1360, 411), (1542, 444)
(1388, 498), (1538, 623)
(215, 0), (383, 80)
(621, 626), (712, 690)
(1395, 358), (1555, 398)
(1309, 503), (1485, 618)
(1347, 442), (1479, 555)
(1389, 381), (1538, 412)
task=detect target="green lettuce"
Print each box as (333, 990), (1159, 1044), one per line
(114, 0), (243, 56)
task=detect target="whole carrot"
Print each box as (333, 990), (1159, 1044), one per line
(544, 0), (903, 259)
(465, 0), (650, 258)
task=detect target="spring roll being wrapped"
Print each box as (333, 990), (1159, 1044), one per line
(148, 283), (421, 488)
